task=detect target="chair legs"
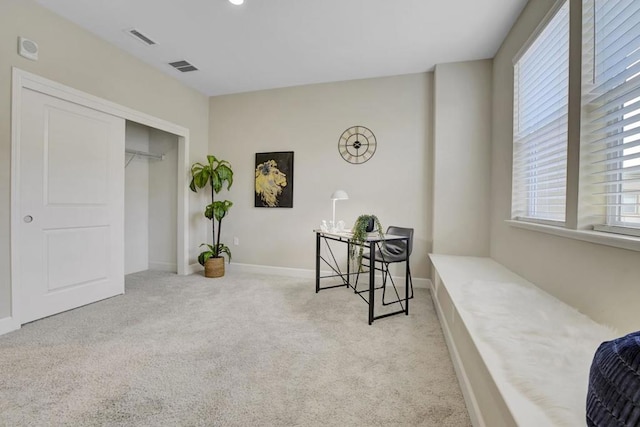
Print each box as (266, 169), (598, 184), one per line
(352, 259), (414, 306)
(352, 261), (384, 294)
(381, 262), (413, 306)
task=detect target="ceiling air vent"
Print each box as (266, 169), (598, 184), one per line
(126, 28), (156, 46)
(169, 60), (198, 72)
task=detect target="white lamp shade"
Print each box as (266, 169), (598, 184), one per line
(229, 0), (244, 5)
(331, 190), (349, 200)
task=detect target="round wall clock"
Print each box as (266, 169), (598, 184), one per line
(338, 126), (377, 164)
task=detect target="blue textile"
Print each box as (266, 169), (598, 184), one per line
(587, 330), (640, 427)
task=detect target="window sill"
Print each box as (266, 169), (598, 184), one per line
(505, 220), (640, 252)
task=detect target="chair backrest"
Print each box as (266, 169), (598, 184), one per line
(386, 226), (414, 257)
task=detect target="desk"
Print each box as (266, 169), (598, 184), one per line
(314, 230), (410, 324)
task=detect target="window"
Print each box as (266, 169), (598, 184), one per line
(512, 1), (570, 224)
(508, 0), (640, 248)
(583, 0), (640, 234)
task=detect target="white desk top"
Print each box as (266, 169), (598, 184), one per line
(314, 229), (406, 242)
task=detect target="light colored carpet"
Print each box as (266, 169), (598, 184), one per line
(0, 271), (470, 426)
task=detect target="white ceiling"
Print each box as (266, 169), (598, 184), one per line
(35, 0), (527, 96)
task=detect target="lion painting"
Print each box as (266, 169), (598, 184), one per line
(255, 159), (287, 207)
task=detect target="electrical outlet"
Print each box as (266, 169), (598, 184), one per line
(233, 237), (239, 246)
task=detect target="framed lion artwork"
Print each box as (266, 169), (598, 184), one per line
(254, 151), (294, 208)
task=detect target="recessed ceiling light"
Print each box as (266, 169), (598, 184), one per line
(229, 0), (244, 5)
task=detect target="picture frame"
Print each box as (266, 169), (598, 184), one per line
(254, 151), (294, 208)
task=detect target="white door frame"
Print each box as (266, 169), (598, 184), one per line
(7, 68), (191, 334)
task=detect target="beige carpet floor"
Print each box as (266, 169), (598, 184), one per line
(0, 271), (470, 426)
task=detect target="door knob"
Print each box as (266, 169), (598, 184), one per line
(23, 215), (33, 223)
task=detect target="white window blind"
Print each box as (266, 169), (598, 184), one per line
(512, 1), (570, 224)
(583, 0), (640, 231)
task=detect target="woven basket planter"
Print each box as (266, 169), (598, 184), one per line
(204, 257), (225, 278)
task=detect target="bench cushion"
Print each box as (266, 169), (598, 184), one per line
(458, 279), (614, 426)
(429, 254), (620, 426)
(587, 331), (640, 427)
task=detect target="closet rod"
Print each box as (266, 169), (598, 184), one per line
(125, 148), (165, 161)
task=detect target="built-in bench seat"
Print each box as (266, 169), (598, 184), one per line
(429, 254), (617, 427)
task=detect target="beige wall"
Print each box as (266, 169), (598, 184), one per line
(0, 0), (210, 320)
(209, 73), (433, 279)
(433, 60), (492, 256)
(124, 123), (150, 275)
(490, 0), (640, 333)
(148, 128), (179, 272)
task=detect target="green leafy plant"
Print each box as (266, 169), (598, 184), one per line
(190, 155), (233, 264)
(198, 200), (233, 264)
(350, 214), (384, 271)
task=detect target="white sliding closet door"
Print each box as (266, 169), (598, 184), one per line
(18, 88), (125, 324)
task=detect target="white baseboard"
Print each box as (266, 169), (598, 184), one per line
(410, 277), (431, 288)
(187, 263), (203, 275)
(227, 262), (316, 278)
(149, 261), (178, 272)
(227, 262), (431, 288)
(430, 281), (485, 427)
(0, 316), (20, 336)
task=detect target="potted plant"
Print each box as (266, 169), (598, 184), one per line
(190, 155), (233, 278)
(198, 200), (233, 277)
(350, 214), (384, 271)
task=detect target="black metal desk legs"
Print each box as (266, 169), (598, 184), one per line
(315, 231), (320, 293)
(405, 252), (410, 316)
(368, 241), (375, 325)
(344, 243), (350, 288)
(367, 240), (410, 324)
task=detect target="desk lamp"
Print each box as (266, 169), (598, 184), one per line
(331, 190), (349, 230)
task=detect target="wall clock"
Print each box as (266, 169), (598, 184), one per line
(338, 126), (377, 164)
